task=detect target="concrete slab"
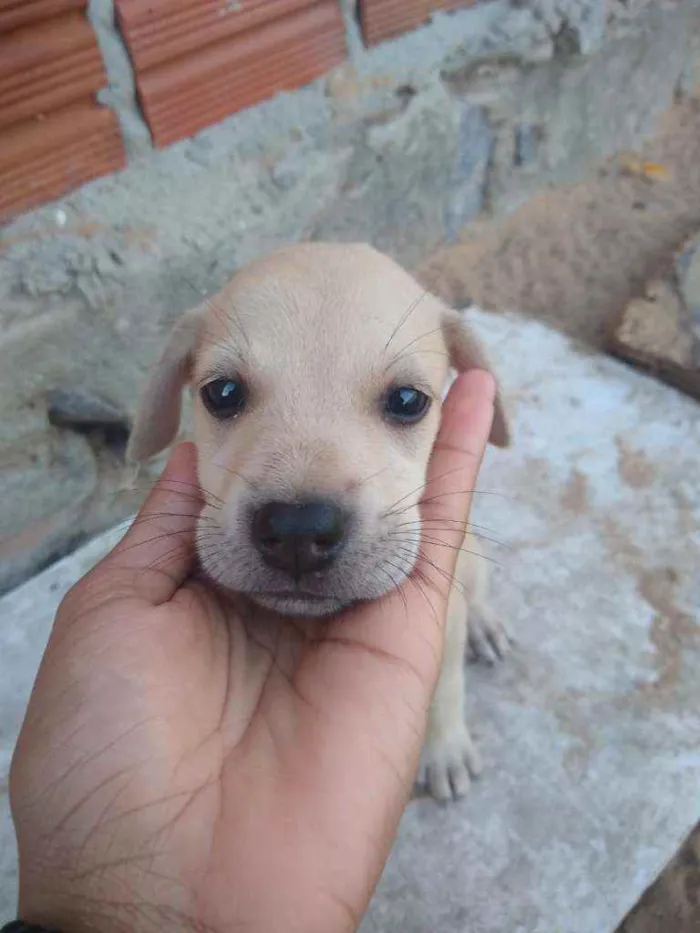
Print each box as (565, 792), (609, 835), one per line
(1, 312), (699, 931)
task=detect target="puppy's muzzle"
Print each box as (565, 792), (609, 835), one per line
(252, 500), (348, 577)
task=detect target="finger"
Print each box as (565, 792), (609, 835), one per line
(99, 442), (202, 604)
(285, 373), (495, 842)
(414, 370), (495, 598)
(322, 370), (494, 657)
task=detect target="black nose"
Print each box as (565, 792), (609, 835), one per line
(252, 500), (347, 576)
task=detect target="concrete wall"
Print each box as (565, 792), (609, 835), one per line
(1, 0), (698, 593)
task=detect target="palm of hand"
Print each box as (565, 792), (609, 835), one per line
(12, 546), (437, 933)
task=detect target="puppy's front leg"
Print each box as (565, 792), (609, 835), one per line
(417, 591), (482, 801)
(462, 535), (513, 665)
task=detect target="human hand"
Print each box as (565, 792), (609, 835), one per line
(10, 371), (495, 933)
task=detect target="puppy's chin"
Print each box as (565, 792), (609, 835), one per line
(251, 592), (351, 618)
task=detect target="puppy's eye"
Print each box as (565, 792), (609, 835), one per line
(201, 378), (246, 419)
(384, 386), (431, 424)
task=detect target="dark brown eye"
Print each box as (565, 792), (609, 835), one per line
(201, 379), (246, 419)
(384, 386), (430, 424)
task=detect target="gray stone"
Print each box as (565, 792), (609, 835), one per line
(513, 122), (543, 167)
(46, 388), (129, 429)
(46, 388), (131, 459)
(1, 313), (699, 931)
(609, 233), (700, 401)
(309, 83), (492, 263)
(677, 17), (700, 100)
(445, 103), (494, 240)
(677, 231), (700, 334)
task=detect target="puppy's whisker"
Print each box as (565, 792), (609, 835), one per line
(383, 464), (492, 516)
(374, 561), (410, 618)
(413, 552), (461, 602)
(188, 278), (251, 351)
(385, 324), (446, 371)
(355, 465), (392, 490)
(115, 528), (198, 559)
(392, 540), (461, 595)
(161, 478), (224, 503)
(398, 562), (442, 627)
(382, 466), (465, 515)
(395, 517), (489, 532)
(210, 462), (258, 489)
(379, 553), (441, 628)
(128, 508), (220, 526)
(391, 348), (451, 364)
(197, 325), (246, 363)
(115, 483), (217, 510)
(123, 512), (213, 536)
(392, 545), (450, 610)
(383, 291), (429, 354)
(409, 563), (444, 621)
(145, 542), (199, 574)
(392, 532), (504, 568)
(393, 519), (508, 549)
(131, 499), (219, 517)
(119, 479), (224, 512)
(389, 486), (498, 520)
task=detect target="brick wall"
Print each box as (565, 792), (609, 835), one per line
(0, 0), (481, 222)
(359, 0), (477, 46)
(0, 0), (125, 221)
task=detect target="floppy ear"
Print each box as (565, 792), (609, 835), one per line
(441, 308), (510, 448)
(126, 309), (203, 463)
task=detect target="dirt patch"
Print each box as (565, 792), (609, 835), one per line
(637, 566), (699, 698)
(615, 438), (657, 490)
(560, 467), (590, 515)
(419, 96), (700, 347)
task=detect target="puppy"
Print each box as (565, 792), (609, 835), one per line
(127, 242), (510, 801)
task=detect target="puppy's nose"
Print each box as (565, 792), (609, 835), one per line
(252, 500), (347, 576)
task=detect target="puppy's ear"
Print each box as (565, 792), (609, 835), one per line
(126, 309), (203, 463)
(441, 307), (510, 448)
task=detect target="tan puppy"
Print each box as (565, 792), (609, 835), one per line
(127, 242), (510, 801)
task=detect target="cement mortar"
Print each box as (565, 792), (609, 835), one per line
(0, 0), (698, 592)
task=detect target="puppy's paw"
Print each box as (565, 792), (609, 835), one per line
(467, 607), (513, 665)
(417, 726), (482, 802)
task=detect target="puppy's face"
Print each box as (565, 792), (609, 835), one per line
(128, 244), (507, 617)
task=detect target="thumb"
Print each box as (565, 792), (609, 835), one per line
(98, 442), (202, 605)
(415, 370), (496, 600)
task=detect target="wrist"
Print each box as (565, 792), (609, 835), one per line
(2, 925), (61, 933)
(15, 889), (197, 933)
(16, 857), (206, 933)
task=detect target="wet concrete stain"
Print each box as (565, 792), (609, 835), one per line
(616, 436), (657, 489)
(637, 567), (699, 698)
(560, 467), (590, 515)
(600, 515), (645, 567)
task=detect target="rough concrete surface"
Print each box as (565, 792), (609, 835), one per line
(1, 0), (699, 593)
(1, 312), (698, 931)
